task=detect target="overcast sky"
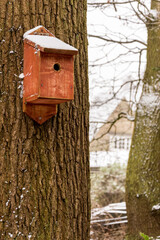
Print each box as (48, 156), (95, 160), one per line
(87, 0), (152, 138)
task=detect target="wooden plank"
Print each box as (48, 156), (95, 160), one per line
(43, 48), (78, 55)
(108, 202), (126, 208)
(105, 210), (127, 214)
(26, 97), (72, 104)
(104, 220), (128, 226)
(91, 216), (127, 224)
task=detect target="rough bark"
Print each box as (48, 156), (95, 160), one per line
(126, 1), (160, 239)
(0, 1), (90, 239)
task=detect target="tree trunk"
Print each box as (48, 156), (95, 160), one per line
(0, 1), (90, 239)
(126, 1), (160, 239)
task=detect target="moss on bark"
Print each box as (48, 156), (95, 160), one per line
(126, 1), (160, 239)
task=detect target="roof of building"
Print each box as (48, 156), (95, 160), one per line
(90, 99), (135, 152)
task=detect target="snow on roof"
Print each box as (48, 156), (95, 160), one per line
(23, 26), (78, 54)
(23, 25), (45, 38)
(25, 35), (78, 53)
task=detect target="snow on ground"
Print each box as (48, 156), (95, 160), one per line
(90, 149), (129, 168)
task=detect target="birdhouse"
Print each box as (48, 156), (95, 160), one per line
(23, 26), (78, 124)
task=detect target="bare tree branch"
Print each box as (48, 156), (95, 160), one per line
(91, 79), (142, 107)
(90, 112), (134, 144)
(88, 1), (137, 6)
(88, 34), (147, 46)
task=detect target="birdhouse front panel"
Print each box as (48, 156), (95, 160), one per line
(39, 53), (74, 102)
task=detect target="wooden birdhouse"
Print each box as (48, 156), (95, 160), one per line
(23, 26), (78, 124)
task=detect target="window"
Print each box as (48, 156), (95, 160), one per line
(119, 138), (122, 149)
(121, 138), (125, 149)
(126, 138), (130, 150)
(114, 137), (118, 148)
(113, 137), (130, 150)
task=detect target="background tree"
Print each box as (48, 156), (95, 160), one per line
(126, 0), (160, 238)
(88, 0), (160, 238)
(0, 1), (90, 239)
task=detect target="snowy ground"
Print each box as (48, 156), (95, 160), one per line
(90, 150), (129, 168)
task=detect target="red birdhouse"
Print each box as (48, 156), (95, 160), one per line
(23, 26), (78, 124)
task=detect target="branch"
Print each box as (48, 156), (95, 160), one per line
(88, 34), (147, 46)
(90, 112), (134, 144)
(89, 48), (147, 67)
(88, 1), (136, 6)
(91, 80), (141, 107)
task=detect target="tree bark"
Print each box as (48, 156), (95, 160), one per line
(0, 1), (90, 239)
(126, 1), (160, 239)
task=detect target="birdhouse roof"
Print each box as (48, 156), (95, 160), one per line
(24, 26), (78, 55)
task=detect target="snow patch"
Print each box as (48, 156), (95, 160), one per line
(90, 150), (129, 168)
(138, 91), (159, 115)
(152, 203), (160, 211)
(25, 35), (78, 52)
(150, 9), (158, 19)
(19, 73), (24, 79)
(20, 194), (23, 199)
(18, 81), (23, 98)
(140, 93), (158, 108)
(23, 26), (77, 52)
(30, 217), (35, 225)
(127, 114), (135, 121)
(6, 199), (10, 207)
(28, 234), (32, 239)
(8, 233), (13, 237)
(23, 25), (43, 38)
